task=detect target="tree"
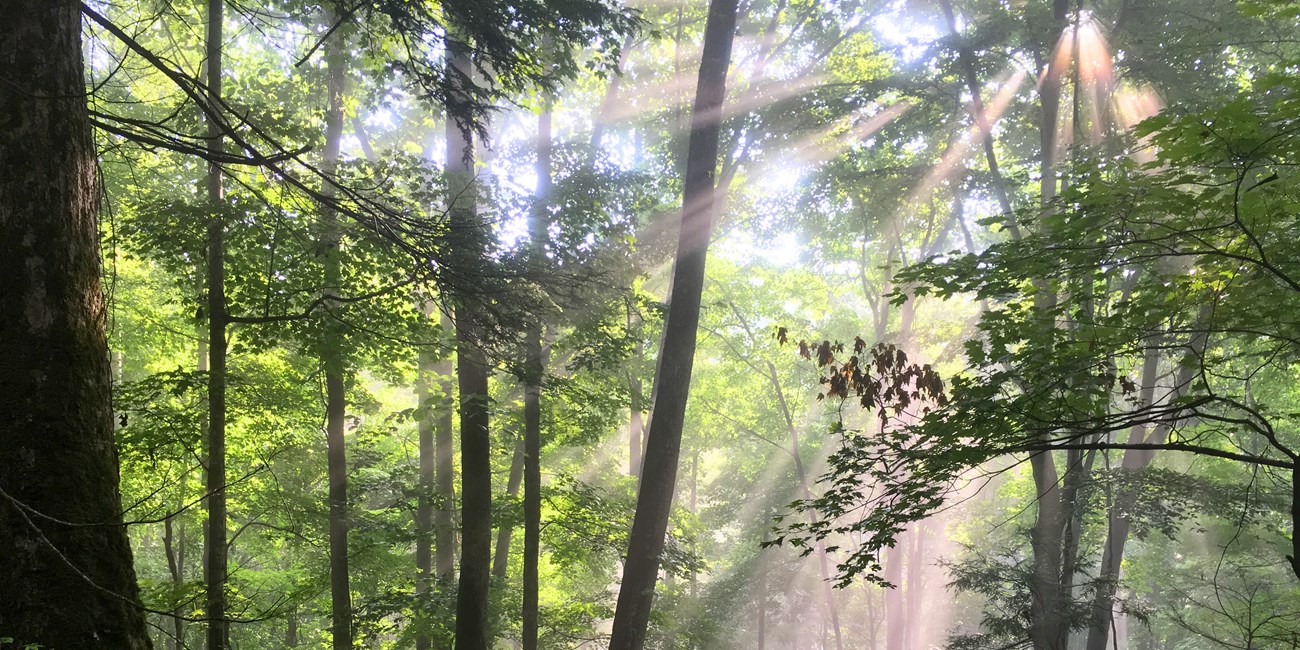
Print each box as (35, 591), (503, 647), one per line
(203, 1), (230, 646)
(319, 7), (353, 646)
(608, 0), (740, 647)
(0, 1), (151, 647)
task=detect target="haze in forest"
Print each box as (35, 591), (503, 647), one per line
(2, 1), (1300, 649)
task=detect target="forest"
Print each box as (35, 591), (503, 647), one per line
(2, 0), (1300, 648)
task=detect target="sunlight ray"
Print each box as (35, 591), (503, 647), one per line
(789, 101), (915, 167)
(914, 68), (1028, 204)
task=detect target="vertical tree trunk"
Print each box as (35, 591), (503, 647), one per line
(447, 36), (493, 650)
(905, 524), (926, 648)
(757, 519), (769, 650)
(763, 360), (842, 650)
(1028, 4), (1071, 648)
(203, 0), (230, 646)
(286, 608), (299, 647)
(492, 435), (525, 580)
(415, 318), (438, 650)
(607, 1), (738, 647)
(435, 316), (457, 582)
(521, 97), (553, 650)
(628, 339), (644, 477)
(1029, 451), (1065, 650)
(883, 540), (905, 650)
(319, 15), (352, 648)
(1085, 333), (1206, 650)
(0, 2), (151, 648)
(164, 500), (186, 650)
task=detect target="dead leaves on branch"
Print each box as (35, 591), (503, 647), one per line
(776, 327), (948, 422)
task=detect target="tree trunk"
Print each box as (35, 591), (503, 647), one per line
(164, 498), (186, 650)
(415, 313), (438, 650)
(905, 524), (926, 648)
(286, 608), (299, 647)
(1029, 450), (1066, 650)
(492, 436), (525, 580)
(202, 0), (230, 646)
(883, 540), (905, 650)
(0, 2), (151, 647)
(1085, 334), (1206, 650)
(521, 97), (553, 650)
(628, 339), (645, 477)
(447, 36), (493, 650)
(607, 1), (738, 647)
(1027, 4), (1071, 648)
(758, 521), (769, 650)
(319, 15), (352, 647)
(436, 315), (457, 583)
(763, 360), (842, 650)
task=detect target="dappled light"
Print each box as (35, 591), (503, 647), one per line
(4, 1), (1300, 650)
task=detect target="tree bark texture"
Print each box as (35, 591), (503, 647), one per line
(0, 1), (151, 647)
(607, 0), (739, 647)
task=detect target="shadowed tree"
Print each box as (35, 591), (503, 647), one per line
(609, 0), (739, 647)
(0, 1), (151, 647)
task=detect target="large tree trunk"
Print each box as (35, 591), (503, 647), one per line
(319, 15), (352, 648)
(447, 36), (493, 650)
(521, 97), (554, 650)
(607, 1), (738, 647)
(1027, 4), (1071, 648)
(1028, 452), (1066, 650)
(0, 1), (150, 647)
(202, 0), (230, 646)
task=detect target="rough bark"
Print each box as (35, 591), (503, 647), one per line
(607, 1), (739, 647)
(448, 36), (493, 650)
(0, 2), (151, 647)
(203, 0), (230, 646)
